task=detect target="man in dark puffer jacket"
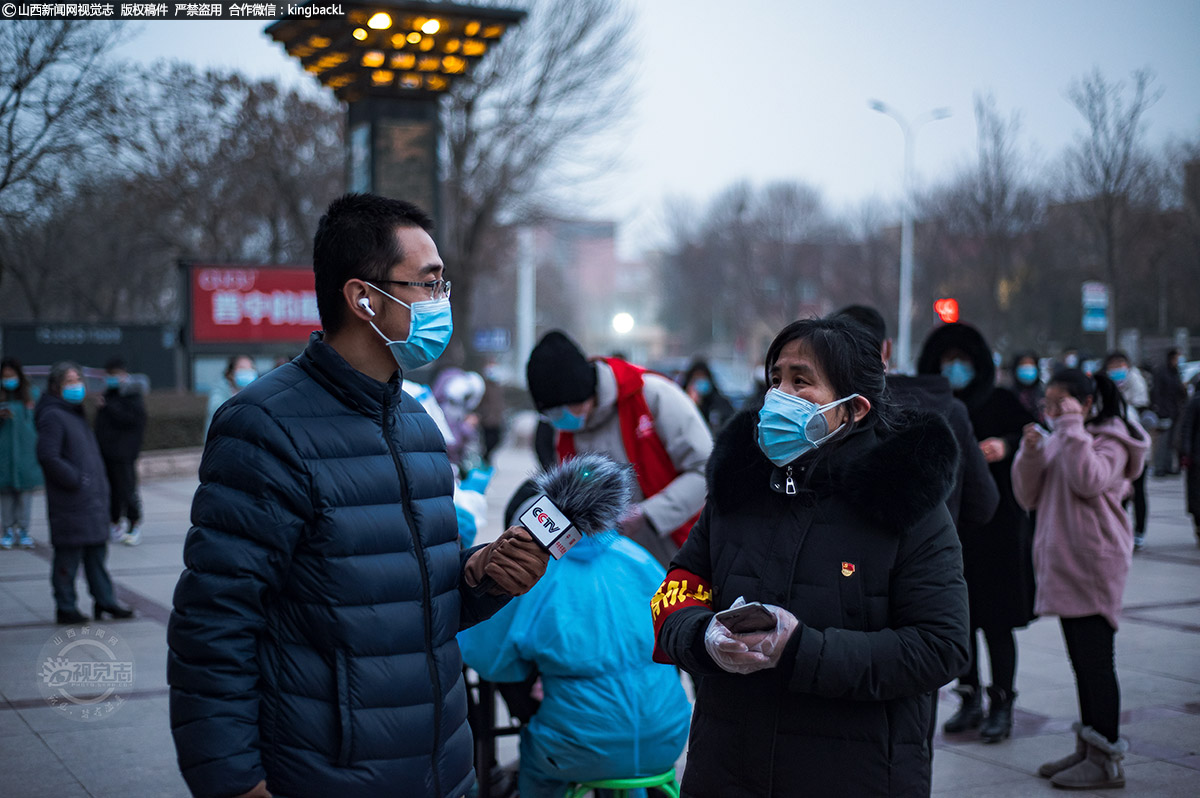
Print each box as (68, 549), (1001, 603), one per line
(168, 194), (550, 798)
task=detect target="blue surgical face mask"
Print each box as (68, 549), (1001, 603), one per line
(105, 376), (122, 390)
(692, 378), (712, 396)
(1108, 368), (1128, 383)
(1015, 364), (1038, 385)
(365, 282), (453, 372)
(547, 406), (587, 432)
(1, 377), (18, 392)
(942, 360), (975, 391)
(233, 369), (257, 388)
(62, 383), (86, 404)
(756, 388), (860, 467)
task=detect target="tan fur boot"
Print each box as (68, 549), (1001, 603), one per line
(1038, 722), (1085, 778)
(1050, 725), (1128, 790)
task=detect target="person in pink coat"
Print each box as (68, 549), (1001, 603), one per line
(1012, 367), (1149, 791)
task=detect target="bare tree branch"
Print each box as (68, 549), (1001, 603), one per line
(0, 22), (127, 220)
(1061, 67), (1161, 348)
(441, 0), (636, 365)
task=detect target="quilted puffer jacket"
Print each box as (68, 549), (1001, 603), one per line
(655, 409), (969, 797)
(168, 333), (508, 798)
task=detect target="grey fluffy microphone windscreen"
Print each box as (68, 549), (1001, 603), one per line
(534, 453), (635, 538)
(471, 454), (636, 595)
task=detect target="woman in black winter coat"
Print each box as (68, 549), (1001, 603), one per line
(653, 317), (969, 797)
(916, 323), (1036, 743)
(35, 362), (132, 624)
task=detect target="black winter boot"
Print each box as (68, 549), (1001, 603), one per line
(942, 685), (984, 733)
(980, 686), (1015, 743)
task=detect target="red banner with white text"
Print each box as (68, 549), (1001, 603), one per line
(190, 264), (319, 344)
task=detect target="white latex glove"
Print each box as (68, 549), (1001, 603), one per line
(704, 597), (799, 675)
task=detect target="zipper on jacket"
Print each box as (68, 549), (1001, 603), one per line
(382, 390), (444, 797)
(785, 465), (796, 495)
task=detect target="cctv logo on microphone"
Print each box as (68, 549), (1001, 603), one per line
(519, 495), (582, 560)
(534, 508), (560, 534)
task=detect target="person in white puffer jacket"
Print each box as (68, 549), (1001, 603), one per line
(1102, 351), (1151, 548)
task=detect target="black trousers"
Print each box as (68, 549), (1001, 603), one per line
(1061, 615), (1120, 743)
(104, 458), (141, 525)
(958, 626), (1017, 693)
(52, 544), (117, 612)
(1130, 466), (1148, 536)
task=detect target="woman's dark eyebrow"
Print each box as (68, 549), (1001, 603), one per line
(780, 363), (817, 379)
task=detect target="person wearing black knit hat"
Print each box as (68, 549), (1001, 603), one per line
(526, 331), (597, 412)
(525, 330), (713, 568)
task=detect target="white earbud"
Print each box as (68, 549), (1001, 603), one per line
(358, 297), (375, 317)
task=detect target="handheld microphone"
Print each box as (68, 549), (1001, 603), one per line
(519, 453), (635, 558)
(473, 454), (634, 594)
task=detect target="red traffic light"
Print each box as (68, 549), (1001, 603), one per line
(934, 298), (959, 323)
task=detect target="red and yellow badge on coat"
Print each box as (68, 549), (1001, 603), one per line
(841, 561), (856, 577)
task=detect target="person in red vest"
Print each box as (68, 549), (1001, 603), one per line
(526, 331), (713, 567)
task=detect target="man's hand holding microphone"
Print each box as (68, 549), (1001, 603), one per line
(464, 526), (551, 596)
(465, 453), (637, 596)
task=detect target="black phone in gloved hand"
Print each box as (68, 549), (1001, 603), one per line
(714, 602), (777, 634)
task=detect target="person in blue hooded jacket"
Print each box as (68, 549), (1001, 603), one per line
(168, 194), (550, 798)
(458, 481), (692, 798)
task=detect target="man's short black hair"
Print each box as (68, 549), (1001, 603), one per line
(313, 193), (435, 334)
(833, 305), (887, 353)
(104, 357), (127, 372)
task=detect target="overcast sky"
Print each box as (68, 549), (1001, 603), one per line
(116, 0), (1200, 255)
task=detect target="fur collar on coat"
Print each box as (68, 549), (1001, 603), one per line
(708, 407), (960, 533)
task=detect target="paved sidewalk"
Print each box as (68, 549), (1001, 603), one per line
(1, 443), (1197, 796)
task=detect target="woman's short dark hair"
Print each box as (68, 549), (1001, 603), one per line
(1008, 350), (1041, 387)
(1101, 350), (1130, 370)
(224, 354), (254, 381)
(1010, 350), (1039, 369)
(764, 316), (897, 433)
(47, 361), (82, 396)
(683, 360), (716, 387)
(1, 356), (31, 403)
(312, 193), (435, 334)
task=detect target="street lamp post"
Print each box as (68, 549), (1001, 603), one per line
(868, 100), (951, 373)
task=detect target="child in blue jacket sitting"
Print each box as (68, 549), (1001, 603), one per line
(458, 481), (691, 798)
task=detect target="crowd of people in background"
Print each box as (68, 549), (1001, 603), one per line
(1, 357), (144, 623)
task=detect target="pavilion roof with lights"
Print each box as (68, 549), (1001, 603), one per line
(266, 1), (526, 101)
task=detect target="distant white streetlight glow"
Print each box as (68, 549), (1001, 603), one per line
(612, 312), (635, 334)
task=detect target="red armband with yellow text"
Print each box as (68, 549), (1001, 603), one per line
(650, 568), (713, 664)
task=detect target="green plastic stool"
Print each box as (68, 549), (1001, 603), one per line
(563, 768), (681, 798)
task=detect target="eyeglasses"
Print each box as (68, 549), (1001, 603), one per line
(369, 279), (451, 300)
